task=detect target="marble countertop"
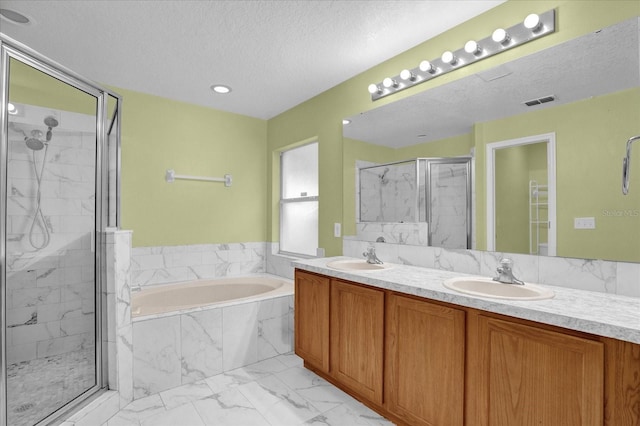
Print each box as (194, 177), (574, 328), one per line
(293, 257), (640, 345)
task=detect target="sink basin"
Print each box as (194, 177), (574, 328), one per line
(443, 277), (554, 300)
(326, 259), (392, 272)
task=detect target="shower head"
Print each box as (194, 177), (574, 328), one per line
(25, 137), (45, 151)
(44, 116), (59, 128)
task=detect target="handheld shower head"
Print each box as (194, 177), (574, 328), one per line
(622, 135), (640, 195)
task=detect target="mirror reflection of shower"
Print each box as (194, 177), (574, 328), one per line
(10, 115), (59, 249)
(622, 135), (640, 194)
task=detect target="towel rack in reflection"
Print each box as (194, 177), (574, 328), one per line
(165, 169), (232, 187)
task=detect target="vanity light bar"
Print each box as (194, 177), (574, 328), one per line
(368, 9), (556, 101)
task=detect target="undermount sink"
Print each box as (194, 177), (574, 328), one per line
(326, 259), (392, 272)
(443, 277), (555, 300)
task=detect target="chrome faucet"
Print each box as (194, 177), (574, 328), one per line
(363, 247), (383, 264)
(493, 258), (524, 285)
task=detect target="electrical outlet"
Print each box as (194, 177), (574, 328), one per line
(574, 217), (596, 229)
(334, 223), (341, 237)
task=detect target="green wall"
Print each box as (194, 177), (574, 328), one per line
(117, 88), (268, 247)
(476, 88), (640, 261)
(10, 1), (638, 254)
(267, 0), (639, 257)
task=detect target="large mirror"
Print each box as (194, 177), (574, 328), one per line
(343, 17), (640, 263)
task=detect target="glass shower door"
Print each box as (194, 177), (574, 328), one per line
(3, 52), (104, 425)
(425, 158), (472, 249)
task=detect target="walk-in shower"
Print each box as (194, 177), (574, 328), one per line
(1, 34), (121, 426)
(358, 157), (472, 249)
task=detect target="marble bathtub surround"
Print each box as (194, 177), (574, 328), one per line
(132, 292), (294, 399)
(294, 256), (640, 345)
(105, 229), (134, 409)
(343, 237), (640, 298)
(131, 242), (267, 287)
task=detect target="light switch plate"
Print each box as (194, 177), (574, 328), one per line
(574, 217), (596, 229)
(334, 223), (341, 237)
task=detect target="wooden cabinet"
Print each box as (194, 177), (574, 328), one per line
(330, 279), (385, 404)
(294, 270), (640, 426)
(467, 313), (605, 426)
(294, 271), (330, 372)
(385, 294), (465, 426)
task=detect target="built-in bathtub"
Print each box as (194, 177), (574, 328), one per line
(130, 274), (294, 399)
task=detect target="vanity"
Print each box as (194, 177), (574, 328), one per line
(292, 257), (640, 426)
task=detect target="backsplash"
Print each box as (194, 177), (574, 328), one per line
(131, 242), (266, 287)
(343, 237), (640, 298)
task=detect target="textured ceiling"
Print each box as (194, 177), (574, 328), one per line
(344, 17), (640, 148)
(0, 0), (505, 119)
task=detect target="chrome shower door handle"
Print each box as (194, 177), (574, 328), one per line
(622, 156), (630, 195)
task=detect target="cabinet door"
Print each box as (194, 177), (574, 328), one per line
(330, 279), (385, 404)
(385, 294), (465, 426)
(470, 315), (604, 426)
(295, 270), (330, 372)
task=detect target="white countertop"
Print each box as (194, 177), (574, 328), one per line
(293, 257), (640, 345)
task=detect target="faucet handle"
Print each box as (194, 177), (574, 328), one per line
(499, 258), (513, 268)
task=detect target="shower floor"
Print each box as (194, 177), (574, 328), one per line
(6, 349), (96, 426)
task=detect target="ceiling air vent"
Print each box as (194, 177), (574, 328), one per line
(524, 95), (556, 107)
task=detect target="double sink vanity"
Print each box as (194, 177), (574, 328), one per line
(292, 256), (640, 426)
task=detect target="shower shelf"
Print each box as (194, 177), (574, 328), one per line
(165, 169), (232, 187)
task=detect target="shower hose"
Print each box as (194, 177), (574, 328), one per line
(29, 145), (51, 249)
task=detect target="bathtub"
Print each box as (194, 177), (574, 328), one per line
(130, 274), (294, 399)
(132, 274), (293, 317)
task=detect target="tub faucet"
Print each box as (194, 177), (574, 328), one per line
(493, 258), (524, 285)
(363, 247), (383, 264)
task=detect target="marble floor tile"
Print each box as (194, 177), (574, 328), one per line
(160, 380), (215, 410)
(102, 353), (397, 426)
(192, 388), (271, 425)
(139, 402), (205, 426)
(237, 375), (321, 425)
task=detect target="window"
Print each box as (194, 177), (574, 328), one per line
(280, 142), (318, 257)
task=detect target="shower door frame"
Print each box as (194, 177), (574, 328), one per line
(423, 157), (473, 249)
(0, 34), (120, 426)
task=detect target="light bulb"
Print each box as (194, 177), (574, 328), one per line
(342, 119), (351, 125)
(368, 83), (381, 94)
(492, 28), (510, 44)
(441, 51), (457, 65)
(382, 77), (398, 88)
(7, 102), (17, 114)
(464, 40), (481, 55)
(524, 13), (541, 31)
(419, 60), (436, 74)
(400, 69), (416, 81)
(210, 84), (231, 94)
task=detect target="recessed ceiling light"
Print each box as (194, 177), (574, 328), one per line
(7, 102), (18, 115)
(210, 85), (231, 94)
(0, 8), (32, 25)
(342, 119), (351, 125)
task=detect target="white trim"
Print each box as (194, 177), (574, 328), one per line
(486, 132), (556, 256)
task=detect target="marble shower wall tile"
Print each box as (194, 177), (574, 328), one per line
(131, 242), (267, 287)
